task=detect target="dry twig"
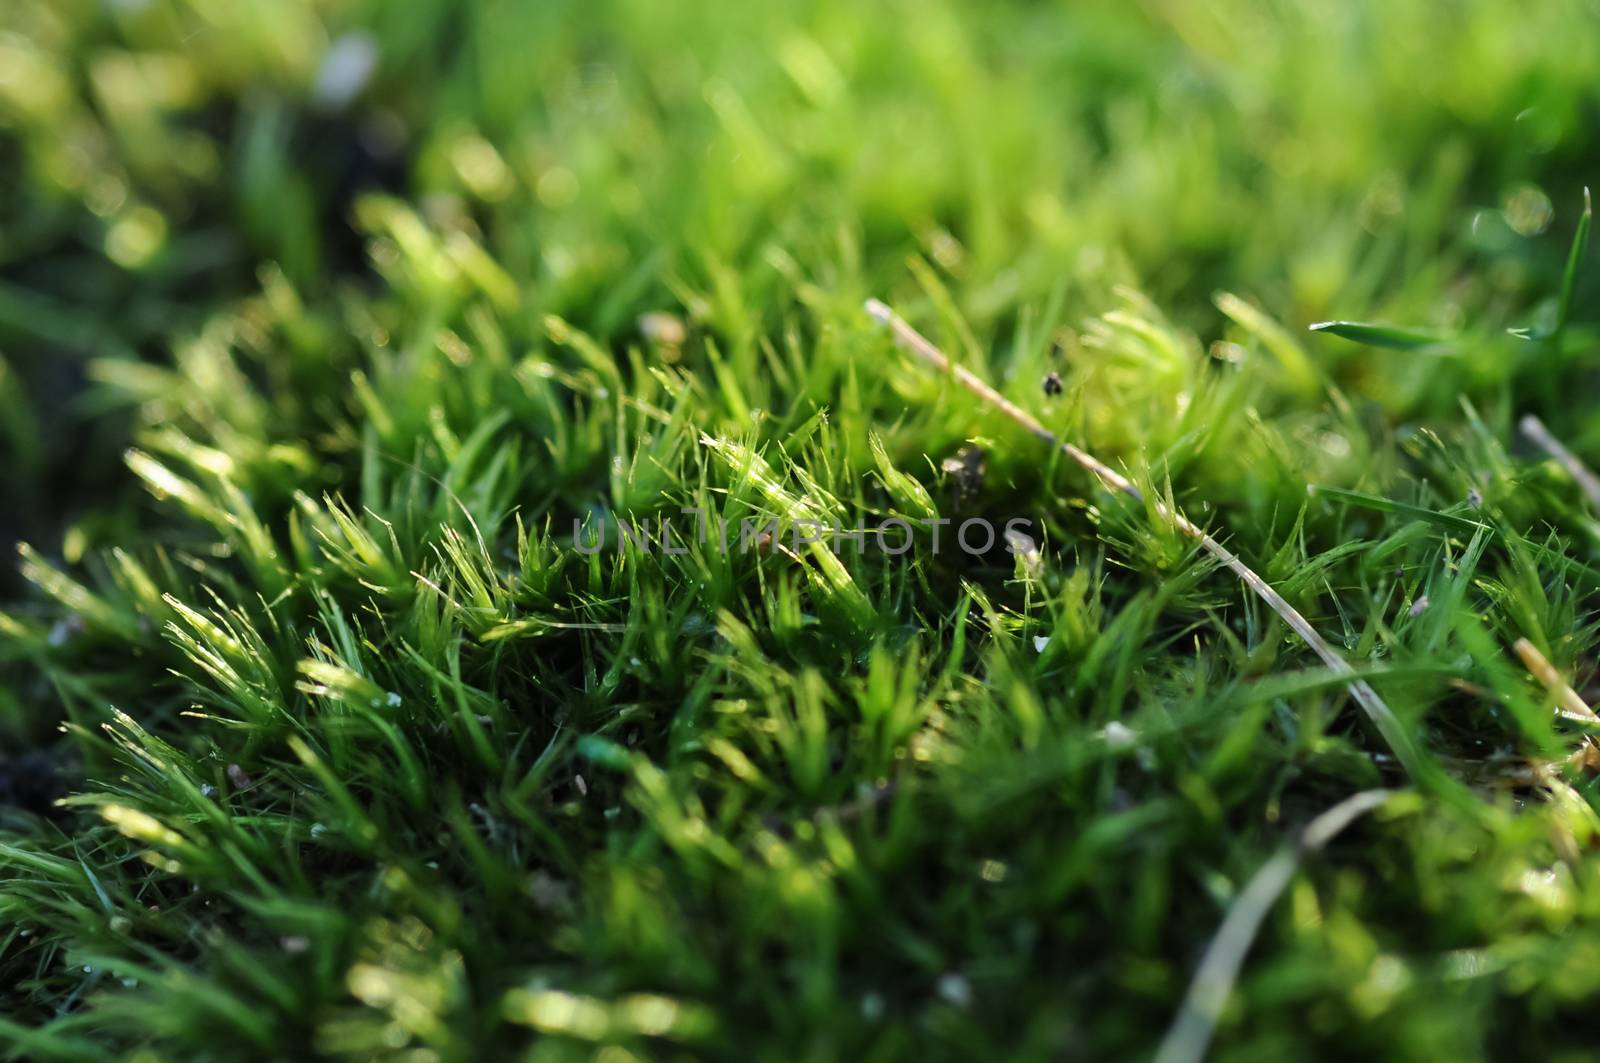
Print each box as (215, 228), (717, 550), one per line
(1521, 414), (1600, 512)
(1154, 788), (1394, 1063)
(1512, 637), (1598, 722)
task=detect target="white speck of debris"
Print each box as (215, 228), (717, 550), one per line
(386, 691), (402, 708)
(937, 973), (973, 1008)
(1409, 595), (1429, 618)
(1519, 866), (1567, 908)
(861, 992), (885, 1020)
(48, 614), (85, 646)
(1007, 530), (1044, 578)
(638, 311), (687, 346)
(1100, 721), (1138, 751)
(1033, 635), (1050, 654)
(528, 870), (571, 910)
(1319, 431), (1351, 459)
(313, 33), (379, 109)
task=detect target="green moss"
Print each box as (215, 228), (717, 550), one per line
(3, 1), (1600, 1058)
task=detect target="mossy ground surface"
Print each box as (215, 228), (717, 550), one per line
(4, 2), (1600, 1060)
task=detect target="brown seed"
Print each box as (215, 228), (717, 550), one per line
(638, 311), (687, 347)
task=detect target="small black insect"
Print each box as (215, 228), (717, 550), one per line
(1041, 371), (1063, 397)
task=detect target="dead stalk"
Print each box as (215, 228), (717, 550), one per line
(1512, 637), (1597, 721)
(1521, 414), (1600, 512)
(1154, 788), (1394, 1063)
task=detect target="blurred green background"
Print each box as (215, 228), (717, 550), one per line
(4, 0), (1597, 589)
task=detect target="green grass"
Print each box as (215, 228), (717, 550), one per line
(4, 0), (1600, 1059)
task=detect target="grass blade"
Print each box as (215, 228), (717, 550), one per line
(1508, 188), (1591, 341)
(1308, 484), (1489, 535)
(1307, 320), (1450, 350)
(1555, 186), (1593, 339)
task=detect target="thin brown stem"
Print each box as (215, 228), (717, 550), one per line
(1512, 637), (1598, 721)
(1154, 788), (1394, 1063)
(1521, 414), (1600, 512)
